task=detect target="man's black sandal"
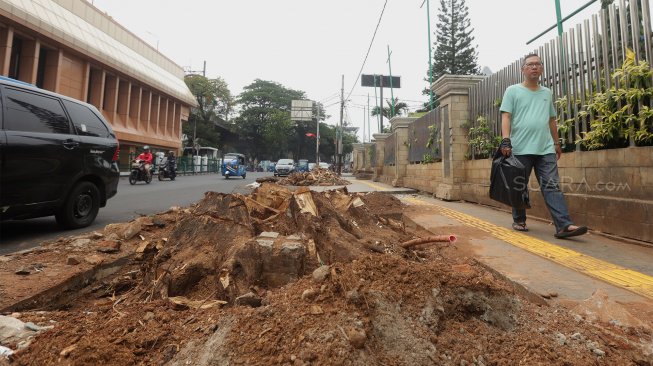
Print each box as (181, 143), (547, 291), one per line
(554, 225), (588, 239)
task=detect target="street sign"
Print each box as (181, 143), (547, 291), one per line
(361, 74), (401, 88)
(291, 100), (313, 121)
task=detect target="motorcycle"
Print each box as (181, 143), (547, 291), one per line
(158, 159), (176, 181)
(129, 160), (153, 185)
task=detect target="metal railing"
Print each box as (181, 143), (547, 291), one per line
(120, 153), (221, 175)
(409, 108), (442, 163)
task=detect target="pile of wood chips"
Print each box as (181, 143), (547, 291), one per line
(277, 168), (350, 186)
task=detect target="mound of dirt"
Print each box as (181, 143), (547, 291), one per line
(2, 185), (652, 365)
(277, 168), (351, 186)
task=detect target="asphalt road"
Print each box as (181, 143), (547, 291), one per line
(0, 171), (270, 255)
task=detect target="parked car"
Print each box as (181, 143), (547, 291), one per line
(319, 162), (330, 169)
(274, 159), (295, 176)
(0, 76), (120, 229)
(308, 163), (317, 171)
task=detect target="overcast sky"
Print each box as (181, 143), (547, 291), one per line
(88, 0), (603, 141)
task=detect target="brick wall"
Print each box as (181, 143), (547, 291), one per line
(460, 147), (653, 242)
(404, 162), (443, 193)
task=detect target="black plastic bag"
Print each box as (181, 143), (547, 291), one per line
(489, 149), (530, 209)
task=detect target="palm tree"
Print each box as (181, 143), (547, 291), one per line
(371, 98), (409, 119)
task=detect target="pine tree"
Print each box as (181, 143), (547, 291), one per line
(422, 0), (480, 111)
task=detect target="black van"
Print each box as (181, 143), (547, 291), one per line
(0, 76), (120, 229)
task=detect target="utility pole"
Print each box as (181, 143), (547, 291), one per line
(316, 103), (320, 165)
(387, 45), (395, 118)
(338, 75), (344, 175)
(362, 105), (366, 143)
(379, 75), (384, 132)
(421, 0), (434, 110)
(184, 60), (208, 167)
(367, 94), (371, 142)
(374, 77), (380, 134)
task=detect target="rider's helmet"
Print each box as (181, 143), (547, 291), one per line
(143, 145), (150, 151)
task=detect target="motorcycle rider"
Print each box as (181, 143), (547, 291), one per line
(165, 150), (176, 178)
(135, 146), (153, 179)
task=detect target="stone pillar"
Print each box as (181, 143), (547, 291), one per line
(389, 117), (417, 187)
(352, 143), (364, 172)
(371, 133), (390, 182)
(432, 75), (485, 200)
(363, 142), (375, 172)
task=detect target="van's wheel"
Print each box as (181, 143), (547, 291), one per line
(55, 182), (100, 229)
(158, 171), (164, 181)
(129, 171), (137, 185)
(242, 173), (246, 179)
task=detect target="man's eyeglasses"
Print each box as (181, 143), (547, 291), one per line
(524, 62), (543, 68)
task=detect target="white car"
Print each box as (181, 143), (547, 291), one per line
(318, 162), (330, 169)
(274, 159), (295, 176)
(308, 163), (317, 170)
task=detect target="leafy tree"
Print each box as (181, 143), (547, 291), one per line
(371, 98), (409, 119)
(421, 0), (480, 111)
(183, 75), (234, 148)
(235, 79), (306, 159)
(262, 110), (295, 159)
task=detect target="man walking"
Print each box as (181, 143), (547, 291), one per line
(499, 53), (587, 239)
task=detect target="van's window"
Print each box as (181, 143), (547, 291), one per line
(63, 100), (110, 138)
(3, 87), (70, 134)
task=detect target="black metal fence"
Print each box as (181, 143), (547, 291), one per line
(384, 133), (396, 165)
(469, 0), (653, 156)
(121, 153), (221, 175)
(408, 108), (442, 163)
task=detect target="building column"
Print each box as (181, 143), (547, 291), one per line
(80, 61), (90, 100)
(129, 84), (141, 130)
(170, 102), (177, 138)
(389, 117), (417, 187)
(42, 49), (63, 93)
(140, 90), (151, 133)
(18, 39), (39, 84)
(371, 133), (390, 182)
(88, 69), (105, 110)
(117, 79), (131, 126)
(104, 74), (119, 125)
(151, 94), (160, 135)
(0, 27), (14, 76)
(159, 97), (168, 137)
(432, 75), (485, 200)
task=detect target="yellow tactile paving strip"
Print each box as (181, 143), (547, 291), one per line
(353, 180), (395, 191)
(402, 196), (653, 300)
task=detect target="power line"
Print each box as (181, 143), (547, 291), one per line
(345, 0), (389, 104)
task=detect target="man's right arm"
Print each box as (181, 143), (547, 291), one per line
(500, 112), (512, 156)
(501, 112), (511, 138)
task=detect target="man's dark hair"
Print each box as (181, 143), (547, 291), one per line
(522, 53), (540, 67)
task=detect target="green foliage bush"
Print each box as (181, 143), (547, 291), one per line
(575, 49), (653, 149)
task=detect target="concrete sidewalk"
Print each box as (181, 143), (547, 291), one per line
(342, 177), (653, 306)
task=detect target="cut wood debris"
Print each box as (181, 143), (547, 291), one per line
(0, 185), (651, 365)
